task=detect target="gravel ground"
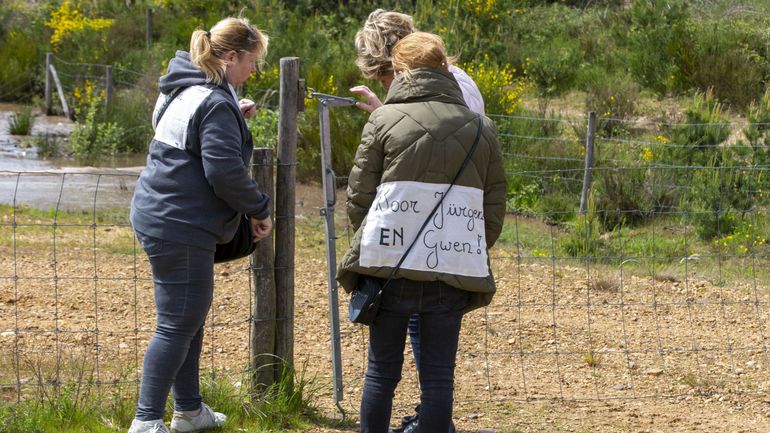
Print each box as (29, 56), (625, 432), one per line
(2, 183), (770, 432)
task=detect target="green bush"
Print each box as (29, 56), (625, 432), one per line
(8, 107), (34, 135)
(70, 99), (126, 163)
(561, 198), (604, 258)
(247, 108), (280, 149)
(685, 158), (757, 241)
(105, 87), (154, 154)
(536, 192), (576, 225)
(624, 0), (692, 95)
(32, 134), (62, 158)
(525, 35), (582, 97)
(665, 90), (731, 167)
(744, 89), (770, 166)
(687, 20), (768, 109)
(583, 70), (640, 136)
(0, 2), (47, 101)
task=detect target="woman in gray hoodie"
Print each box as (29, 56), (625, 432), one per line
(128, 17), (271, 433)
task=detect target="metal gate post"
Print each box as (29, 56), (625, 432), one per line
(310, 91), (356, 416)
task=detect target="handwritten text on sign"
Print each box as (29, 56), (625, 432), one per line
(359, 181), (489, 277)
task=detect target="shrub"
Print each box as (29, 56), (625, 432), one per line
(686, 159), (755, 241)
(583, 71), (640, 136)
(525, 35), (582, 97)
(45, 1), (114, 64)
(8, 107), (34, 135)
(744, 89), (770, 166)
(687, 20), (768, 110)
(105, 87), (154, 154)
(665, 90), (731, 167)
(247, 108), (280, 149)
(33, 134), (62, 158)
(536, 192), (576, 225)
(624, 0), (692, 95)
(70, 99), (126, 163)
(460, 55), (529, 115)
(0, 2), (46, 101)
(495, 109), (582, 215)
(561, 198), (604, 259)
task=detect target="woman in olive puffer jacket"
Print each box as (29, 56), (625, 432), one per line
(337, 32), (507, 433)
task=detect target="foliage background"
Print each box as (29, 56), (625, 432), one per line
(4, 0), (770, 258)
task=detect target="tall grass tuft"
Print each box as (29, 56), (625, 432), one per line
(8, 107), (34, 135)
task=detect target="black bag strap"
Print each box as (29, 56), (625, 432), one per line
(376, 115), (484, 292)
(153, 86), (185, 127)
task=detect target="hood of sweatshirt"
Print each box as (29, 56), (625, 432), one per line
(158, 51), (211, 94)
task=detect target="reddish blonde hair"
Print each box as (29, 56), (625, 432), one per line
(391, 32), (452, 79)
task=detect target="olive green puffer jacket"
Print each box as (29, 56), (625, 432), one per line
(336, 68), (507, 312)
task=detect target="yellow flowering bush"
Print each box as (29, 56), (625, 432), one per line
(46, 2), (113, 61)
(714, 222), (766, 255)
(72, 80), (105, 121)
(461, 55), (529, 115)
(464, 0), (499, 20)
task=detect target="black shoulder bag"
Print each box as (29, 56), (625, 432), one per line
(349, 116), (484, 325)
(155, 87), (257, 264)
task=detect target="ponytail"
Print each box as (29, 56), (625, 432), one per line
(189, 17), (268, 85)
(190, 29), (226, 85)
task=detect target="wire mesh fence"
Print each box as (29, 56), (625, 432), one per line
(1, 112), (770, 426)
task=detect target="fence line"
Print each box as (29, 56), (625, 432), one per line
(3, 96), (770, 427)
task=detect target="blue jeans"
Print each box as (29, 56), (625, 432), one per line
(360, 278), (469, 433)
(408, 315), (420, 372)
(134, 231), (214, 421)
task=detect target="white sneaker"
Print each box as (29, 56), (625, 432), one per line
(128, 418), (171, 433)
(170, 402), (227, 433)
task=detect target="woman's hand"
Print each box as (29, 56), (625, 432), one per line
(350, 85), (383, 113)
(249, 216), (272, 242)
(239, 98), (257, 119)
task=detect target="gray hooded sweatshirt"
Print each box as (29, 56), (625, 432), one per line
(130, 51), (270, 250)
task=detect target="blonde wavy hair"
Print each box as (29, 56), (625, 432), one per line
(392, 32), (451, 79)
(354, 9), (415, 80)
(189, 17), (268, 85)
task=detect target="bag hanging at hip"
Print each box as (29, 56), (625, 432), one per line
(349, 115), (484, 325)
(348, 276), (383, 325)
(214, 215), (256, 263)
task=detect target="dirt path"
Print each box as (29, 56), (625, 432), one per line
(1, 183), (770, 432)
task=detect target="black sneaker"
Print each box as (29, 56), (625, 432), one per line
(389, 413), (418, 433)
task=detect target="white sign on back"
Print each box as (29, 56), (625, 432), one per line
(359, 181), (489, 277)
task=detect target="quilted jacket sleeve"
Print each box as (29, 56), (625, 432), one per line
(481, 119), (507, 248)
(347, 117), (384, 231)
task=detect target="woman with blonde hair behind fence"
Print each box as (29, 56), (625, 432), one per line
(337, 32), (506, 433)
(351, 9), (484, 115)
(351, 10), (487, 433)
(128, 16), (272, 433)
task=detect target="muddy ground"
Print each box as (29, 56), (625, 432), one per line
(2, 183), (770, 432)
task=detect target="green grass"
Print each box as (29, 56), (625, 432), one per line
(0, 361), (338, 433)
(8, 107), (34, 136)
(493, 211), (770, 287)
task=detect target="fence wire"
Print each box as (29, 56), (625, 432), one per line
(2, 112), (770, 425)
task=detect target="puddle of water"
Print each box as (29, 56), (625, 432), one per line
(0, 103), (147, 171)
(0, 104), (146, 209)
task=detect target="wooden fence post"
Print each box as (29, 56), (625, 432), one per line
(146, 9), (153, 50)
(48, 62), (72, 120)
(250, 147), (276, 392)
(105, 65), (112, 111)
(45, 53), (53, 115)
(274, 57), (302, 379)
(580, 111), (597, 214)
